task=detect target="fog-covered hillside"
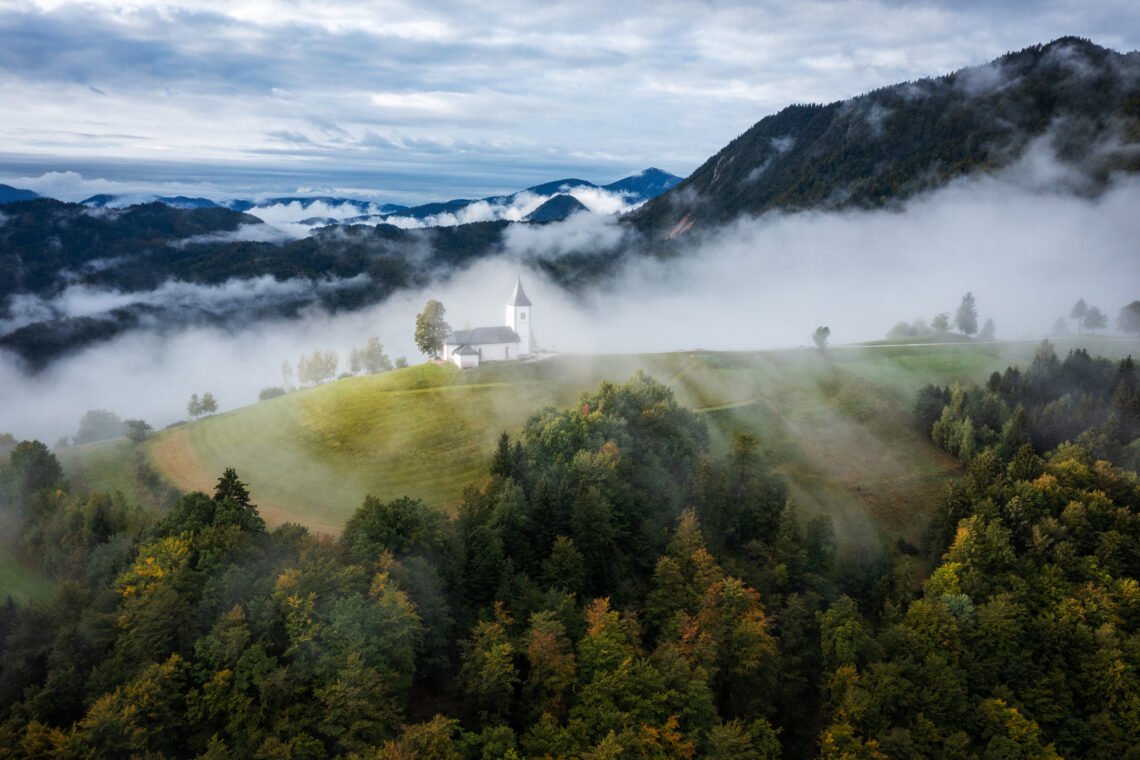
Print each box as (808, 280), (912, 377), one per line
(633, 37), (1140, 237)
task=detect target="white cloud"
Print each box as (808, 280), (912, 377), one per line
(0, 274), (370, 334)
(503, 212), (629, 259)
(1, 1), (1137, 200)
(0, 170), (231, 204)
(171, 223), (298, 246)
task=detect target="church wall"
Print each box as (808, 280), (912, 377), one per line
(470, 341), (518, 362)
(454, 352), (479, 369)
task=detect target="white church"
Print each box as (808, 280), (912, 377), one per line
(441, 277), (536, 369)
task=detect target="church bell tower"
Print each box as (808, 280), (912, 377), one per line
(506, 276), (533, 355)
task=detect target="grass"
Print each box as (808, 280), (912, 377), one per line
(145, 363), (570, 535)
(62, 338), (1140, 548)
(58, 438), (177, 512)
(0, 545), (54, 603)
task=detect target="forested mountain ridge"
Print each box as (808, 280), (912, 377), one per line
(0, 199), (525, 368)
(631, 37), (1140, 237)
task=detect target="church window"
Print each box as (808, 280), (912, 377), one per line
(520, 312), (526, 320)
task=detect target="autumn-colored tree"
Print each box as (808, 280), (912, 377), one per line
(459, 604), (519, 723)
(523, 611), (577, 719)
(415, 300), (450, 358)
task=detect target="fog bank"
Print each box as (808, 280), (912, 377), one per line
(2, 162), (1139, 442)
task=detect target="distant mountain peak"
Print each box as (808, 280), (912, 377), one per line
(604, 169), (682, 201)
(525, 194), (590, 222)
(525, 178), (596, 196)
(0, 184), (40, 204)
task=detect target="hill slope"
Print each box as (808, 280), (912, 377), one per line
(66, 341), (1140, 542)
(632, 37), (1140, 237)
(0, 185), (40, 204)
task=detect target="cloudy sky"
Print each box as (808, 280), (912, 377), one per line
(1, 0), (1138, 204)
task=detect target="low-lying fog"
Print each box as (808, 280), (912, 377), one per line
(3, 155), (1139, 443)
(247, 184), (646, 235)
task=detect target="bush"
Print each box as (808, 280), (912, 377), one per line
(259, 386), (286, 401)
(887, 321), (916, 339)
(125, 419), (153, 443)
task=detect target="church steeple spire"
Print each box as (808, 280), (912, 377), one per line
(506, 276), (534, 355)
(508, 276), (531, 307)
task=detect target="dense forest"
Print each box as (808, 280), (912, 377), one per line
(1, 356), (1139, 758)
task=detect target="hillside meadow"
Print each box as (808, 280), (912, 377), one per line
(54, 337), (1139, 548)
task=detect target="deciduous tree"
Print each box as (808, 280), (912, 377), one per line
(1118, 301), (1140, 334)
(955, 292), (978, 336)
(1071, 298), (1088, 333)
(75, 409), (127, 443)
(415, 300), (450, 358)
(1083, 306), (1107, 333)
(361, 336), (392, 374)
(459, 604), (518, 723)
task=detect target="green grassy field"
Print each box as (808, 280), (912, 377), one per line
(0, 545), (54, 603)
(60, 337), (1140, 547)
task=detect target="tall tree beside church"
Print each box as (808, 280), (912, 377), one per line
(415, 300), (450, 359)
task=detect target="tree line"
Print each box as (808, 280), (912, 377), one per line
(887, 292), (995, 341)
(275, 338), (406, 396)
